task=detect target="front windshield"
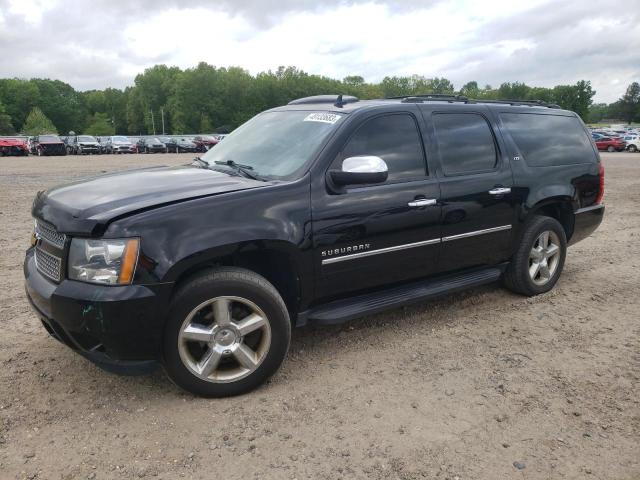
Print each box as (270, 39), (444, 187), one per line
(78, 135), (96, 142)
(201, 111), (343, 179)
(112, 136), (129, 142)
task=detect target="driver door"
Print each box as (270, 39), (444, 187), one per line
(312, 109), (442, 301)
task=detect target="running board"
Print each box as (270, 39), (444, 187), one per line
(301, 267), (504, 326)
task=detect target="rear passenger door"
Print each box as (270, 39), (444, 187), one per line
(424, 109), (516, 272)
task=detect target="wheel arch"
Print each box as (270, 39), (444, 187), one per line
(520, 196), (575, 243)
(167, 241), (304, 322)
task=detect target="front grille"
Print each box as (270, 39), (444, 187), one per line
(36, 220), (66, 248)
(35, 247), (62, 282)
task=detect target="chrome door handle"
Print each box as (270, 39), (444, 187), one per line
(408, 198), (437, 207)
(488, 187), (511, 195)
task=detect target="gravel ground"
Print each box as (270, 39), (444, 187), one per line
(0, 152), (638, 480)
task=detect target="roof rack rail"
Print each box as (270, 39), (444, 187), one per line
(288, 95), (359, 107)
(387, 94), (560, 109)
(393, 94), (469, 103)
(386, 93), (469, 102)
(470, 99), (561, 108)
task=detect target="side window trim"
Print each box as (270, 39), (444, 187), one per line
(432, 111), (501, 178)
(332, 111), (430, 186)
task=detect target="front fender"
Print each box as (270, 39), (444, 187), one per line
(104, 178), (313, 285)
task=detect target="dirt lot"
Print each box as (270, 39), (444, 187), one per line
(0, 152), (638, 480)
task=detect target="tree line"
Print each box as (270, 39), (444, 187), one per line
(0, 63), (638, 136)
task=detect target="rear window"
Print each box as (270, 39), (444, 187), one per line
(500, 113), (597, 166)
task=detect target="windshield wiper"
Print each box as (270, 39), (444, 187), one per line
(214, 160), (264, 181)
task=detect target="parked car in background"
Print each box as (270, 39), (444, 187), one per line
(160, 136), (198, 153)
(68, 135), (101, 155)
(623, 135), (639, 152)
(138, 137), (167, 153)
(96, 137), (110, 154)
(595, 137), (626, 152)
(193, 135), (219, 152)
(32, 135), (67, 156)
(105, 136), (135, 154)
(129, 137), (140, 153)
(0, 137), (29, 156)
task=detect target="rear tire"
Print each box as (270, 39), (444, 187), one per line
(607, 146), (615, 152)
(163, 267), (291, 397)
(504, 216), (567, 296)
(628, 145), (638, 153)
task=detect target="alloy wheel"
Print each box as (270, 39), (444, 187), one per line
(528, 230), (561, 286)
(177, 296), (271, 383)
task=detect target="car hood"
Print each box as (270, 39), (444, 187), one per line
(32, 165), (268, 235)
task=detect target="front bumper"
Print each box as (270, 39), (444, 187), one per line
(113, 145), (133, 153)
(41, 145), (66, 155)
(24, 248), (172, 374)
(79, 145), (100, 154)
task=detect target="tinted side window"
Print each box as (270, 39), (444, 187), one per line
(500, 113), (597, 166)
(340, 114), (426, 181)
(433, 113), (497, 175)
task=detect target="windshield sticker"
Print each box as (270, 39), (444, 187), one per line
(304, 113), (342, 124)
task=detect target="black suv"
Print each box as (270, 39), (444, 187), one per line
(24, 94), (604, 397)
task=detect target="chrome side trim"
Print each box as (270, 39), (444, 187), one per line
(575, 204), (604, 215)
(321, 238), (441, 265)
(442, 225), (512, 242)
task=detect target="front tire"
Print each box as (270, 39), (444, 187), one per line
(163, 268), (291, 397)
(607, 146), (615, 152)
(504, 216), (567, 296)
(628, 145), (638, 153)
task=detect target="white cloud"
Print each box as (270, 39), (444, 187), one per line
(0, 0), (638, 102)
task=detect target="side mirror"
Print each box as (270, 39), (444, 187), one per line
(329, 156), (388, 186)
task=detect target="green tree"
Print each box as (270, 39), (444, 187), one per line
(551, 80), (595, 120)
(128, 65), (181, 134)
(619, 82), (640, 124)
(0, 99), (15, 134)
(199, 113), (213, 133)
(459, 81), (479, 98)
(427, 77), (454, 94)
(587, 103), (610, 123)
(0, 79), (40, 131)
(22, 107), (57, 135)
(84, 112), (115, 136)
(31, 79), (87, 133)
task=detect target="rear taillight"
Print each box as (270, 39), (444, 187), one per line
(595, 162), (605, 204)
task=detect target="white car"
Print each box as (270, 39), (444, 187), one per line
(623, 135), (639, 152)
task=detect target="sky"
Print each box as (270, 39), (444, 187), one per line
(0, 0), (638, 103)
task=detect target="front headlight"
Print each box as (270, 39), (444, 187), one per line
(68, 238), (139, 285)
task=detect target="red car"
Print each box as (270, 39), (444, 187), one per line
(193, 135), (219, 152)
(595, 137), (626, 152)
(31, 134), (67, 156)
(0, 138), (29, 156)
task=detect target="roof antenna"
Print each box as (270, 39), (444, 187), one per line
(334, 94), (344, 108)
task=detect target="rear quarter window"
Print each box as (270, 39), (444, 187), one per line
(500, 113), (597, 167)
